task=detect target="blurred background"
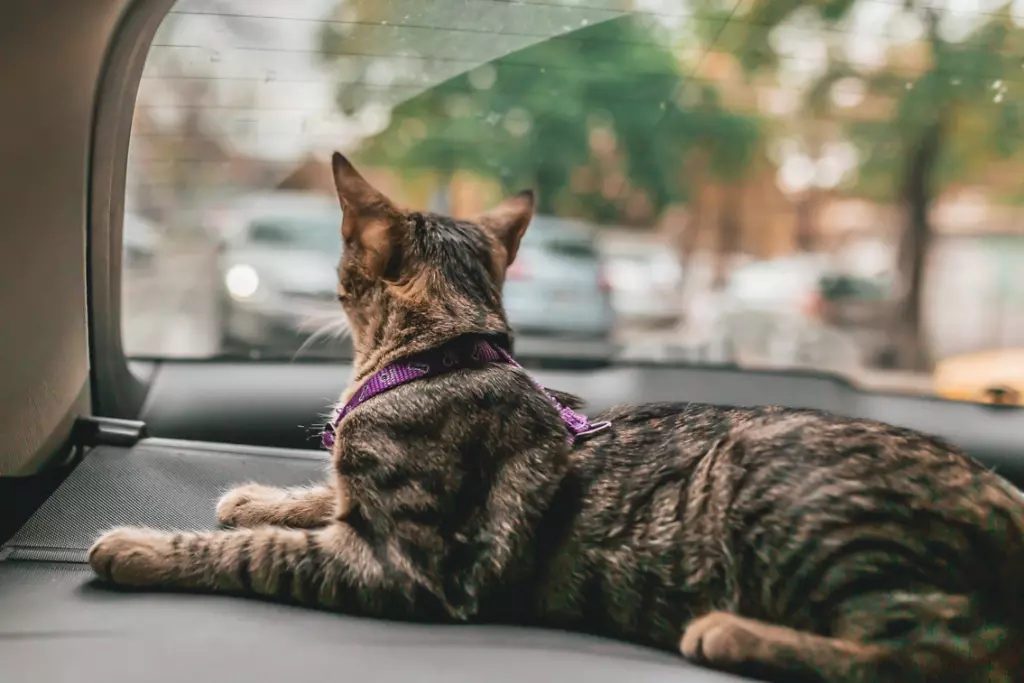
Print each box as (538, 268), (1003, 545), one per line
(123, 0), (1024, 404)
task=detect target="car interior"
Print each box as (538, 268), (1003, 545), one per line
(2, 1), (1024, 682)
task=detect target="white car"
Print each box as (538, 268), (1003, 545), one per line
(603, 242), (683, 327)
(722, 253), (832, 317)
(714, 254), (864, 373)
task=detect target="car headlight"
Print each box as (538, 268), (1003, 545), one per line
(225, 264), (260, 300)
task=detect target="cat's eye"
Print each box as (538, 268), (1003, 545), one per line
(337, 293), (349, 304)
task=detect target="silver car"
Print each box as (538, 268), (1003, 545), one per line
(208, 191), (348, 357)
(502, 215), (617, 362)
(603, 241), (682, 328)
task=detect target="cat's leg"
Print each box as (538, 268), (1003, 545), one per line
(682, 593), (1015, 683)
(216, 480), (350, 529)
(681, 611), (882, 682)
(833, 591), (1016, 683)
(88, 521), (424, 616)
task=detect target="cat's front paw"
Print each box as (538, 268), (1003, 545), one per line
(216, 483), (283, 528)
(88, 527), (175, 587)
(680, 611), (762, 666)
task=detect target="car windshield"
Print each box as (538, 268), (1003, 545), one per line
(122, 0), (1024, 402)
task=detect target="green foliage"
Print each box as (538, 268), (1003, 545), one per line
(322, 14), (762, 223)
(740, 0), (1024, 201)
(317, 1), (1024, 220)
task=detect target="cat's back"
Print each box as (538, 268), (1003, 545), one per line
(584, 400), (984, 480)
(544, 400), (1024, 647)
(578, 399), (1009, 566)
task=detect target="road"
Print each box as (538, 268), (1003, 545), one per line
(121, 245), (934, 396)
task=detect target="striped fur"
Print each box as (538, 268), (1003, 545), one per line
(90, 155), (1024, 682)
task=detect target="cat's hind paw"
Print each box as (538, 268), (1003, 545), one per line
(681, 611), (764, 666)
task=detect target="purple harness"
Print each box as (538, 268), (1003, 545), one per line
(321, 336), (611, 449)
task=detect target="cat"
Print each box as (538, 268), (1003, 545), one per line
(89, 152), (1024, 683)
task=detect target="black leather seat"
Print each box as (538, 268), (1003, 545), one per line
(0, 439), (745, 683)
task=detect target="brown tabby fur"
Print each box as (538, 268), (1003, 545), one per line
(90, 152), (1024, 683)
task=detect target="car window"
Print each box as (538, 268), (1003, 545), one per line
(123, 0), (1024, 402)
(247, 223), (292, 245)
(535, 234), (600, 261)
(246, 218), (341, 253)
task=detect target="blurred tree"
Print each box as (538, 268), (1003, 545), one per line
(733, 0), (1024, 370)
(317, 0), (1024, 366)
(130, 5), (265, 232)
(319, 12), (761, 227)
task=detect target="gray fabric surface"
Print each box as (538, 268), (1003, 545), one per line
(5, 440), (327, 558)
(0, 439), (748, 683)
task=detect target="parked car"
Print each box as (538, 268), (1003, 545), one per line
(722, 253), (832, 318)
(502, 215), (617, 363)
(603, 241), (682, 328)
(721, 254), (897, 368)
(122, 210), (160, 270)
(205, 191), (350, 358)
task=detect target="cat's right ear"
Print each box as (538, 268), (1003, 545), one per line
(331, 152), (404, 281)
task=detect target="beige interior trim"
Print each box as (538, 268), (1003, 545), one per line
(0, 0), (137, 475)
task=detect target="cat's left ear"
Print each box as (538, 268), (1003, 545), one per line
(331, 152), (404, 281)
(477, 190), (535, 270)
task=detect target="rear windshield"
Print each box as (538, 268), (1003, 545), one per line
(122, 0), (1024, 399)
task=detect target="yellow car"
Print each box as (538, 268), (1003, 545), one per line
(933, 349), (1024, 406)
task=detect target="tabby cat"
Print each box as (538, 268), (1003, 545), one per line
(89, 152), (1024, 682)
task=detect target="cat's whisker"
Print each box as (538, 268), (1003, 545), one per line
(291, 315), (352, 361)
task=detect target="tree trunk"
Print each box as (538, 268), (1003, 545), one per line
(793, 189), (818, 252)
(712, 184), (742, 291)
(674, 149), (707, 295)
(534, 162), (564, 215)
(894, 113), (945, 371)
(669, 148), (710, 336)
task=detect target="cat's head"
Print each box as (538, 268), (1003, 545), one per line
(330, 152), (534, 376)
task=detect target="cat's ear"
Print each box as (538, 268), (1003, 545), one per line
(331, 151), (404, 281)
(477, 190), (535, 269)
